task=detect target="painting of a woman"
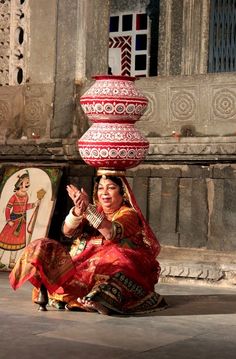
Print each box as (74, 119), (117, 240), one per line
(0, 170), (38, 269)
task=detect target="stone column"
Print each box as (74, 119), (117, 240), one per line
(75, 0), (110, 82)
(51, 0), (78, 138)
(158, 0), (210, 76)
(75, 0), (110, 139)
(158, 0), (184, 76)
(158, 0), (170, 76)
(181, 0), (210, 75)
(27, 0), (57, 85)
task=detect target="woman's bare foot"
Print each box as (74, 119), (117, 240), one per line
(77, 297), (110, 315)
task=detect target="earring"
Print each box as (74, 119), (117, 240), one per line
(123, 192), (128, 204)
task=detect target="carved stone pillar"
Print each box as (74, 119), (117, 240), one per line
(75, 0), (110, 82)
(75, 0), (111, 139)
(158, 0), (184, 76)
(158, 0), (210, 76)
(0, 0), (29, 86)
(181, 0), (210, 75)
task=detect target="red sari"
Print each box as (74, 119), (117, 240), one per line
(0, 193), (34, 251)
(9, 205), (164, 314)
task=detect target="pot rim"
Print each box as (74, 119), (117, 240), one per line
(92, 74), (136, 81)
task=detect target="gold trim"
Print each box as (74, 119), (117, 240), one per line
(96, 168), (126, 177)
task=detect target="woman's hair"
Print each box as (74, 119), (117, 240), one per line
(94, 175), (125, 195)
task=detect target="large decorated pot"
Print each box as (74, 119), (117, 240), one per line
(78, 75), (149, 171)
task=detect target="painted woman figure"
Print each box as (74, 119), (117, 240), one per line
(0, 171), (38, 269)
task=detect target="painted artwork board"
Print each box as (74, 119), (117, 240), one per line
(0, 166), (62, 271)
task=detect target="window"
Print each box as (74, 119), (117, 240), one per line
(208, 0), (236, 72)
(109, 12), (149, 77)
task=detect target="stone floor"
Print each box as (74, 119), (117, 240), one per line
(1, 271), (236, 359)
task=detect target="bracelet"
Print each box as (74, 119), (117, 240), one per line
(85, 204), (105, 229)
(64, 207), (83, 229)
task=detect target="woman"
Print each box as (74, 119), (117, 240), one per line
(9, 175), (166, 314)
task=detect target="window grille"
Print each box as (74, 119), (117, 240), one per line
(109, 0), (160, 77)
(208, 0), (236, 72)
(109, 12), (149, 77)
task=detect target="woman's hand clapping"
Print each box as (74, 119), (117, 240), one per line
(66, 184), (89, 217)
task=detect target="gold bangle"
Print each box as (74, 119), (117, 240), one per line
(85, 204), (104, 229)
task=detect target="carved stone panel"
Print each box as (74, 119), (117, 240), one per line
(0, 86), (24, 141)
(210, 86), (236, 122)
(168, 86), (199, 124)
(136, 73), (236, 139)
(0, 83), (54, 142)
(23, 84), (54, 139)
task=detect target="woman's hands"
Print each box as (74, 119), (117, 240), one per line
(66, 184), (89, 217)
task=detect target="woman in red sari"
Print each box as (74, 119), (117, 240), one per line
(9, 174), (166, 314)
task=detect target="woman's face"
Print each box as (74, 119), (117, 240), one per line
(97, 178), (123, 211)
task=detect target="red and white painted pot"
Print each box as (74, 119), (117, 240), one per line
(78, 75), (149, 170)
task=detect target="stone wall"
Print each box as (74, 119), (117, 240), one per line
(1, 160), (233, 256)
(125, 163), (236, 253)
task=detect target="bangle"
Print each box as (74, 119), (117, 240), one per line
(85, 204), (105, 229)
(65, 207), (83, 229)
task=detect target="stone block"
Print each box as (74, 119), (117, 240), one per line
(158, 232), (179, 247)
(181, 165), (212, 178)
(148, 177), (162, 235)
(208, 178), (236, 251)
(126, 165), (151, 177)
(179, 178), (208, 248)
(132, 176), (149, 218)
(150, 165), (182, 178)
(149, 177), (179, 246)
(212, 164), (236, 179)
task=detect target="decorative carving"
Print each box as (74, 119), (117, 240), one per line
(161, 263), (224, 281)
(139, 92), (155, 120)
(170, 91), (197, 122)
(149, 141), (236, 157)
(212, 88), (236, 120)
(8, 0), (29, 85)
(24, 99), (43, 126)
(0, 0), (29, 85)
(0, 100), (10, 125)
(0, 0), (10, 85)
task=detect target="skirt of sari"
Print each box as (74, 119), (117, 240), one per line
(9, 237), (166, 314)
